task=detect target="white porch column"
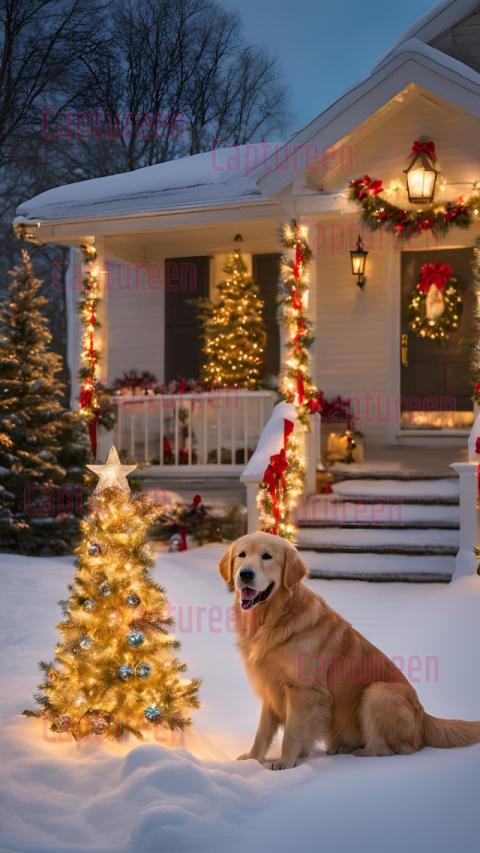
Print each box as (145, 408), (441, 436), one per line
(66, 246), (83, 409)
(450, 412), (480, 578)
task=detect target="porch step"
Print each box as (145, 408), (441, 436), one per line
(297, 526), (458, 555)
(297, 475), (459, 580)
(302, 552), (454, 583)
(298, 498), (459, 529)
(332, 478), (459, 505)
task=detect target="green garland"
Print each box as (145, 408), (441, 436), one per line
(349, 175), (480, 239)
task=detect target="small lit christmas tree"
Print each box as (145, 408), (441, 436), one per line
(201, 236), (266, 388)
(26, 447), (200, 740)
(0, 250), (87, 554)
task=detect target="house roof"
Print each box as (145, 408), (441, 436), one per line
(14, 145), (282, 225)
(15, 0), (480, 229)
(375, 0), (480, 70)
(257, 23), (480, 196)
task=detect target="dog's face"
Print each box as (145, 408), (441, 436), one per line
(219, 532), (307, 610)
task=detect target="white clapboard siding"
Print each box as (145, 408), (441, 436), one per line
(107, 259), (165, 384)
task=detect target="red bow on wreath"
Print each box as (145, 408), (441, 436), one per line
(410, 140), (436, 161)
(417, 262), (452, 293)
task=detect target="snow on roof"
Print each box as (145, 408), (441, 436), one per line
(15, 144), (282, 224)
(373, 0), (480, 72)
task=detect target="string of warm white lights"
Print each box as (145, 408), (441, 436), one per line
(78, 243), (101, 456)
(257, 220), (318, 543)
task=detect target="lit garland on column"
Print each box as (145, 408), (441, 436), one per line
(279, 220), (320, 425)
(256, 419), (304, 542)
(472, 238), (480, 407)
(257, 220), (318, 543)
(78, 243), (101, 457)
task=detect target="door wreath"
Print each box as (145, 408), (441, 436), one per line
(407, 262), (462, 342)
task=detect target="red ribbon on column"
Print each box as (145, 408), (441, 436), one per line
(262, 419), (294, 534)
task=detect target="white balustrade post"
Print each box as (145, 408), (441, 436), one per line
(245, 482), (261, 533)
(450, 411), (480, 578)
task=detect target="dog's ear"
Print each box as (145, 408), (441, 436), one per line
(219, 544), (235, 591)
(283, 544), (308, 592)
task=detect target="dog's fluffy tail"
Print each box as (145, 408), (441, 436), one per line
(423, 713), (480, 749)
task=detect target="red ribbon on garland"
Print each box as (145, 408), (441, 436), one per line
(262, 418), (294, 534)
(411, 140), (436, 161)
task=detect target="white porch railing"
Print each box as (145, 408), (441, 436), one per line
(450, 410), (480, 578)
(111, 390), (275, 472)
(240, 401), (321, 532)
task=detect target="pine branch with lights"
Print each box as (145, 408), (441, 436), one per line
(200, 237), (266, 389)
(279, 220), (319, 426)
(0, 250), (87, 555)
(26, 447), (200, 740)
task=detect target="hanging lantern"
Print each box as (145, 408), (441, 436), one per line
(404, 140), (438, 204)
(350, 234), (368, 288)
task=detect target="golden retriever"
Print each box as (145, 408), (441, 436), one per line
(219, 532), (480, 770)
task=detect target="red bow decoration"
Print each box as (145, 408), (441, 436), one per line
(417, 262), (452, 293)
(353, 175), (383, 199)
(410, 140), (436, 161)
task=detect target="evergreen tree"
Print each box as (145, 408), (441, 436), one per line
(201, 238), (266, 388)
(27, 447), (200, 740)
(0, 250), (87, 554)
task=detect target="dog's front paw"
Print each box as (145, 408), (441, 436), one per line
(270, 759), (296, 771)
(237, 752), (254, 761)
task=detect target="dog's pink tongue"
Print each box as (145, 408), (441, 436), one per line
(241, 587), (257, 601)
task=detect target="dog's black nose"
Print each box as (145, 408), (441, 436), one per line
(239, 567), (255, 584)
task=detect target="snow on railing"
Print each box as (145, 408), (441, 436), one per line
(450, 410), (480, 578)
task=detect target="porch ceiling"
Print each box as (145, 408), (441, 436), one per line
(104, 217), (282, 263)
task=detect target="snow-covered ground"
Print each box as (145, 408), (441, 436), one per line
(1, 545), (479, 853)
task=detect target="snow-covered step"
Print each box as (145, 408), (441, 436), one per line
(302, 551), (454, 582)
(297, 526), (458, 555)
(298, 498), (459, 529)
(332, 478), (459, 505)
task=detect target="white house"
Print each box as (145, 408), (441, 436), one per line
(14, 0), (480, 579)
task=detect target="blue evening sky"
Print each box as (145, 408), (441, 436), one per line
(221, 0), (441, 133)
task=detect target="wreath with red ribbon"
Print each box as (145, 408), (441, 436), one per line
(407, 262), (462, 342)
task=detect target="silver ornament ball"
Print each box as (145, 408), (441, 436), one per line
(126, 630), (145, 648)
(135, 662), (151, 679)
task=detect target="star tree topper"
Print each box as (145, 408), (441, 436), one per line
(87, 445), (137, 494)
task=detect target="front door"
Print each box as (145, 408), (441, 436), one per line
(401, 248), (475, 429)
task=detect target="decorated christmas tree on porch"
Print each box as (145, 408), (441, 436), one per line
(27, 447), (200, 739)
(201, 236), (266, 388)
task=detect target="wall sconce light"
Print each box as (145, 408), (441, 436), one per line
(350, 234), (368, 288)
(404, 140), (438, 204)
